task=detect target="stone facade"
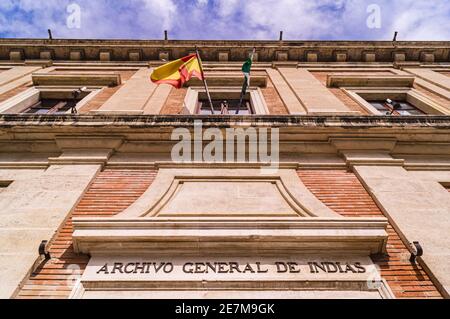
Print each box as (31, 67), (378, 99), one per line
(0, 39), (449, 299)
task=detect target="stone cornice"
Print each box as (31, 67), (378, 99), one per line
(1, 116), (450, 164)
(1, 114), (450, 129)
(1, 39), (449, 62)
(72, 217), (388, 255)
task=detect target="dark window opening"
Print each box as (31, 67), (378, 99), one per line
(0, 181), (13, 188)
(23, 98), (80, 114)
(197, 99), (253, 115)
(369, 99), (425, 116)
(440, 183), (450, 193)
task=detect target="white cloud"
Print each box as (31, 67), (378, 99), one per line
(215, 0), (240, 17)
(0, 0), (448, 40)
(387, 1), (450, 40)
(141, 0), (177, 31)
(196, 0), (208, 7)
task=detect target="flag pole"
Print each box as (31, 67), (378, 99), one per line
(236, 47), (256, 114)
(195, 46), (215, 114)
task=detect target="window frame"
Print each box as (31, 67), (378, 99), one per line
(342, 88), (449, 115)
(0, 86), (101, 114)
(182, 87), (269, 115)
(196, 99), (254, 115)
(368, 100), (425, 116)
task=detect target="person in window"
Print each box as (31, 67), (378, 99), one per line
(220, 100), (229, 115)
(370, 99), (425, 116)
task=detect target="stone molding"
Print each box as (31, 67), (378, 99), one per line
(1, 39), (448, 62)
(0, 116), (449, 168)
(115, 168), (339, 219)
(330, 137), (397, 152)
(2, 114), (449, 128)
(47, 135), (125, 166)
(32, 73), (121, 87)
(72, 217), (388, 256)
(327, 75), (415, 88)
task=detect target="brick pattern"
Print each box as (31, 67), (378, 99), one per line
(159, 87), (187, 114)
(311, 71), (394, 115)
(261, 78), (289, 115)
(15, 169), (157, 299)
(297, 170), (442, 299)
(159, 78), (289, 115)
(14, 168), (442, 298)
(78, 70), (137, 113)
(0, 82), (33, 103)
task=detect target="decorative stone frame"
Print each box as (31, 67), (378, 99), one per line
(31, 73), (121, 87)
(0, 86), (101, 114)
(324, 73), (449, 115)
(181, 87), (269, 115)
(0, 66), (12, 73)
(140, 176), (311, 217)
(70, 279), (395, 299)
(327, 75), (415, 88)
(70, 167), (391, 299)
(343, 88), (449, 115)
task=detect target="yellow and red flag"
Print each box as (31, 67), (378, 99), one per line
(150, 54), (204, 89)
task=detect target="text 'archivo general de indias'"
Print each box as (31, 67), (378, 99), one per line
(95, 261), (367, 275)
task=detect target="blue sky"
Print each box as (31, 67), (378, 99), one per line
(0, 0), (449, 40)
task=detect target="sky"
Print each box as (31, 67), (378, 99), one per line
(0, 0), (449, 41)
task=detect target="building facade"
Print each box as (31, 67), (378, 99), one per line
(0, 39), (449, 299)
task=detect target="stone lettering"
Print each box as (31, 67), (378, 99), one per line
(183, 262), (194, 273)
(256, 262), (269, 273)
(336, 262), (345, 273)
(111, 262), (124, 274)
(153, 262), (165, 273)
(217, 262), (229, 273)
(324, 262), (338, 273)
(95, 260), (367, 276)
(354, 262), (366, 273)
(96, 263), (109, 274)
(275, 262), (288, 273)
(345, 263), (357, 273)
(163, 263), (174, 273)
(124, 262), (135, 274)
(242, 263), (256, 273)
(287, 262), (301, 273)
(229, 262), (241, 273)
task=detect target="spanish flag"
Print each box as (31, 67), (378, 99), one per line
(150, 54), (204, 89)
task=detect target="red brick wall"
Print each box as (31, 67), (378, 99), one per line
(159, 79), (289, 115)
(159, 87), (187, 114)
(261, 78), (289, 115)
(15, 168), (157, 299)
(15, 168), (443, 299)
(298, 170), (442, 299)
(78, 70), (137, 113)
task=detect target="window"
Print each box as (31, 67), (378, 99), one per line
(343, 89), (447, 116)
(369, 99), (425, 116)
(441, 183), (450, 193)
(23, 98), (80, 114)
(0, 87), (95, 114)
(183, 89), (268, 115)
(197, 98), (253, 115)
(0, 181), (12, 193)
